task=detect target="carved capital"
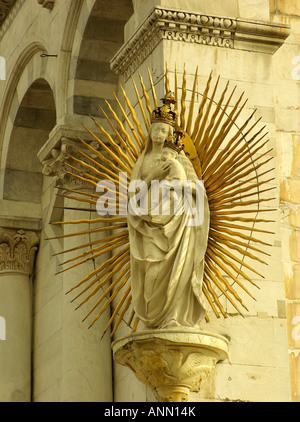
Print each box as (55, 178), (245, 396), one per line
(113, 329), (228, 402)
(37, 0), (55, 10)
(0, 228), (39, 276)
(41, 137), (99, 190)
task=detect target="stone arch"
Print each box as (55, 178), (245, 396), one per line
(67, 0), (134, 117)
(0, 45), (56, 201)
(3, 78), (56, 203)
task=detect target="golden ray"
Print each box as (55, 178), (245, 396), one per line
(102, 282), (132, 338)
(110, 293), (132, 336)
(104, 99), (139, 158)
(99, 106), (137, 164)
(67, 246), (130, 295)
(90, 115), (134, 170)
(131, 76), (150, 134)
(191, 70), (212, 140)
(78, 263), (131, 316)
(165, 62), (170, 94)
(138, 71), (152, 121)
(206, 252), (251, 309)
(87, 271), (131, 329)
(113, 92), (142, 151)
(119, 83), (146, 148)
(148, 67), (158, 109)
(180, 64), (187, 129)
(195, 75), (220, 151)
(185, 66), (198, 135)
(174, 63), (178, 122)
(82, 124), (132, 174)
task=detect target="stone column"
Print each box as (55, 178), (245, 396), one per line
(41, 135), (113, 402)
(0, 228), (39, 402)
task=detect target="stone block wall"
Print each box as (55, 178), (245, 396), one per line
(270, 0), (300, 402)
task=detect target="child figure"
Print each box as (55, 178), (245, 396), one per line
(161, 137), (187, 182)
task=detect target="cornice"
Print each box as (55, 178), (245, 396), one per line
(111, 5), (290, 80)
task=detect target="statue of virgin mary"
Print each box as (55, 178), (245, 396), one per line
(127, 92), (210, 329)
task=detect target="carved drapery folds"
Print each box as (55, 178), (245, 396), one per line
(0, 228), (39, 276)
(37, 0), (55, 10)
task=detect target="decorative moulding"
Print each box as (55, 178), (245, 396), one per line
(110, 5), (290, 80)
(40, 136), (99, 189)
(112, 329), (229, 402)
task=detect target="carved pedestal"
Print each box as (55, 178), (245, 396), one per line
(112, 329), (228, 402)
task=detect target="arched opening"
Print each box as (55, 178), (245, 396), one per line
(72, 0), (134, 116)
(3, 78), (56, 203)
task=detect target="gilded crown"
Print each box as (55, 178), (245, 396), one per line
(151, 91), (178, 128)
(164, 129), (185, 154)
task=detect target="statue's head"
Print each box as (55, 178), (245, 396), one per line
(149, 92), (184, 154)
(149, 122), (173, 146)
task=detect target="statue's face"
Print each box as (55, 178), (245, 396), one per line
(150, 122), (173, 145)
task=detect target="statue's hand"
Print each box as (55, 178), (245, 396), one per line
(148, 161), (172, 181)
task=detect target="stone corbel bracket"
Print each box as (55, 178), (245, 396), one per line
(41, 136), (99, 189)
(112, 329), (229, 402)
(111, 6), (290, 80)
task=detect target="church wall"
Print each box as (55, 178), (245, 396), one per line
(111, 0), (291, 402)
(270, 0), (300, 402)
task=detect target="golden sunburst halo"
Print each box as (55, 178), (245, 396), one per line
(49, 64), (275, 338)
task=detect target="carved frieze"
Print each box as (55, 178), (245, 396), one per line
(111, 5), (290, 80)
(0, 228), (39, 276)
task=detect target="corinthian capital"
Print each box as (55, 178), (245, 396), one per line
(0, 228), (39, 276)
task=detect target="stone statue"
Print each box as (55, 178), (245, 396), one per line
(61, 66), (271, 335)
(127, 93), (210, 329)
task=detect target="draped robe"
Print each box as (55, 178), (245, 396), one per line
(127, 148), (210, 329)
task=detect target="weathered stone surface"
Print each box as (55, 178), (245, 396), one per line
(276, 0), (300, 16)
(113, 329), (228, 402)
